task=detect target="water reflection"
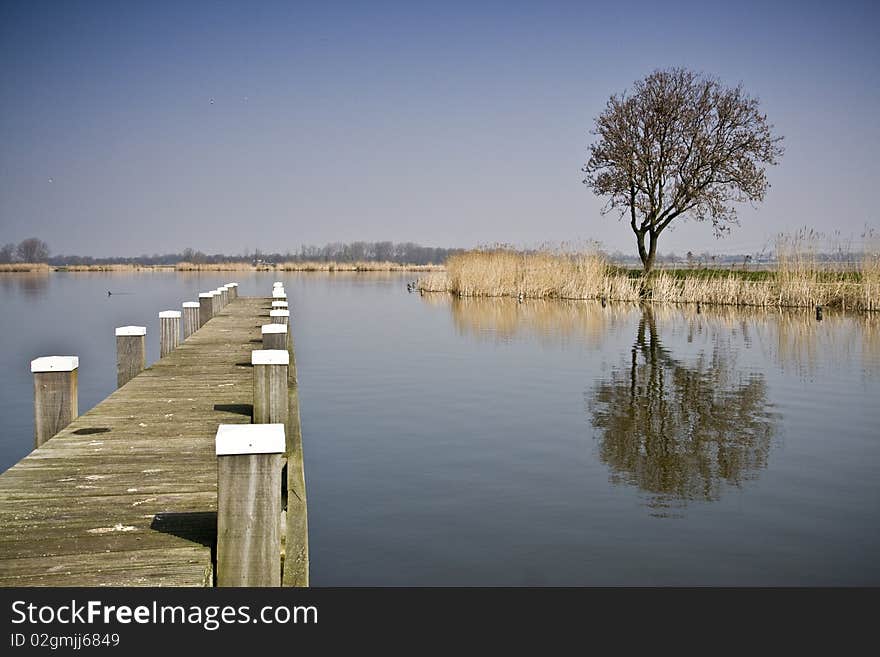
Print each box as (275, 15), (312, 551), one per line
(441, 294), (628, 345)
(587, 307), (776, 515)
(0, 273), (49, 297)
(427, 292), (880, 379)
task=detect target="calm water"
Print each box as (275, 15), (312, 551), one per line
(1, 272), (879, 585)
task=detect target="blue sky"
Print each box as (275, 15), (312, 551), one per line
(1, 0), (878, 256)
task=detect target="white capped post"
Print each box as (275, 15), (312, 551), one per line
(269, 309), (289, 326)
(159, 310), (181, 357)
(31, 356), (79, 448)
(272, 289), (286, 299)
(271, 300), (288, 309)
(261, 323), (288, 351)
(211, 289), (222, 315)
(115, 326), (146, 388)
(252, 349), (289, 425)
(199, 292), (214, 327)
(182, 301), (200, 339)
(220, 285), (229, 307)
(216, 423), (285, 587)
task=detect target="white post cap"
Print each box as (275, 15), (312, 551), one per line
(273, 281), (283, 287)
(215, 423), (285, 456)
(115, 326), (146, 336)
(261, 324), (288, 334)
(251, 349), (290, 365)
(271, 300), (288, 307)
(31, 356), (79, 373)
(211, 290), (221, 296)
(182, 301), (200, 308)
(272, 291), (286, 299)
(159, 310), (182, 318)
(229, 282), (238, 287)
(199, 292), (213, 298)
(269, 309), (290, 317)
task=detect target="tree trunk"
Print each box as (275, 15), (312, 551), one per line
(636, 230), (649, 272)
(646, 230), (659, 273)
(635, 229), (659, 273)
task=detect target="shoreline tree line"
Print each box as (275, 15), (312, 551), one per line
(0, 239), (464, 267)
(1, 236), (871, 269)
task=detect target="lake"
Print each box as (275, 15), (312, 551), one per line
(1, 272), (878, 585)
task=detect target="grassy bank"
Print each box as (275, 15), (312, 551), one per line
(417, 249), (880, 311)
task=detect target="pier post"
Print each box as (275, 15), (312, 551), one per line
(212, 289), (222, 315)
(115, 326), (146, 387)
(31, 356), (78, 448)
(216, 423), (285, 587)
(253, 349), (289, 425)
(272, 288), (286, 300)
(816, 305), (823, 321)
(182, 302), (200, 339)
(199, 293), (213, 327)
(270, 309), (289, 327)
(220, 285), (229, 307)
(159, 310), (181, 357)
(229, 282), (238, 299)
(271, 300), (288, 310)
(261, 323), (288, 351)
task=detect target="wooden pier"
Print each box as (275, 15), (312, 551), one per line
(0, 294), (307, 586)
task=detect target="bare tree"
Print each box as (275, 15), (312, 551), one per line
(583, 68), (784, 273)
(16, 237), (50, 263)
(0, 243), (16, 263)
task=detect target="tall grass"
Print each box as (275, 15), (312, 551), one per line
(0, 263), (50, 272)
(418, 236), (880, 311)
(175, 262), (261, 271)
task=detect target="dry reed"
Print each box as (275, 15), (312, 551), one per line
(418, 240), (880, 312)
(0, 263), (50, 272)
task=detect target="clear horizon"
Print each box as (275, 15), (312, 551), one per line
(1, 0), (878, 257)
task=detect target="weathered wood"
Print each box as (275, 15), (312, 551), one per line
(220, 286), (229, 307)
(261, 324), (287, 351)
(115, 326), (146, 388)
(32, 357), (79, 448)
(182, 302), (200, 338)
(211, 290), (221, 315)
(0, 297), (306, 587)
(159, 310), (181, 357)
(253, 350), (289, 425)
(270, 309), (290, 327)
(198, 293), (213, 327)
(282, 372), (307, 586)
(216, 423), (284, 587)
(228, 282), (238, 299)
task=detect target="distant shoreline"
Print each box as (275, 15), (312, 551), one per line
(0, 261), (445, 273)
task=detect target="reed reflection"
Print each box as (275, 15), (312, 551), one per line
(441, 294), (626, 346)
(588, 306), (776, 514)
(0, 273), (50, 297)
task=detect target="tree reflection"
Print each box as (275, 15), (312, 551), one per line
(588, 306), (775, 513)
